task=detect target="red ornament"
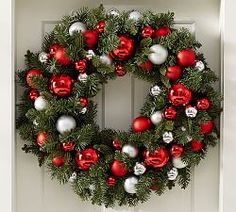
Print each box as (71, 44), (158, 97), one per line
(169, 83), (192, 106)
(116, 64), (126, 77)
(165, 65), (182, 81)
(75, 148), (99, 170)
(36, 132), (47, 147)
(154, 26), (171, 37)
(29, 89), (39, 101)
(170, 144), (183, 158)
(52, 46), (71, 66)
(83, 30), (98, 49)
(26, 68), (42, 87)
(112, 139), (122, 150)
(164, 106), (177, 119)
(196, 98), (210, 110)
(141, 26), (154, 38)
(106, 176), (116, 186)
(49, 43), (60, 56)
(190, 140), (204, 152)
(61, 141), (75, 152)
(177, 49), (196, 67)
(95, 20), (106, 33)
(75, 59), (87, 73)
(80, 97), (89, 107)
(110, 160), (127, 177)
(52, 156), (65, 167)
(111, 35), (134, 61)
(132, 116), (152, 133)
(49, 74), (73, 97)
(144, 147), (169, 168)
(200, 119), (213, 134)
(138, 60), (153, 72)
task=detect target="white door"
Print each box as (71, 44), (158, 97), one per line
(15, 0), (221, 212)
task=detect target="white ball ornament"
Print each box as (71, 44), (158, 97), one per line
(68, 172), (77, 183)
(167, 167), (178, 180)
(129, 11), (141, 22)
(56, 115), (76, 134)
(122, 144), (138, 158)
(173, 157), (188, 169)
(150, 85), (161, 96)
(148, 44), (168, 65)
(78, 73), (88, 83)
(69, 22), (87, 36)
(80, 107), (87, 114)
(124, 176), (138, 194)
(107, 8), (119, 17)
(38, 52), (48, 63)
(34, 96), (47, 111)
(195, 60), (205, 71)
(86, 50), (95, 60)
(99, 54), (112, 65)
(150, 111), (162, 125)
(134, 162), (146, 176)
(185, 106), (197, 118)
(163, 132), (174, 144)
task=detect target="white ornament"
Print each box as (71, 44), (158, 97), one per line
(150, 111), (162, 125)
(148, 44), (168, 65)
(86, 50), (95, 60)
(150, 85), (161, 96)
(134, 162), (146, 176)
(187, 136), (192, 142)
(172, 157), (188, 169)
(56, 115), (76, 134)
(69, 22), (87, 36)
(167, 167), (178, 180)
(124, 176), (138, 194)
(163, 132), (174, 144)
(195, 61), (205, 71)
(107, 8), (119, 17)
(68, 172), (77, 183)
(80, 107), (87, 114)
(181, 126), (186, 131)
(185, 106), (197, 118)
(33, 119), (39, 126)
(129, 11), (141, 22)
(34, 96), (47, 111)
(99, 54), (112, 65)
(38, 52), (48, 63)
(122, 144), (138, 158)
(78, 73), (88, 82)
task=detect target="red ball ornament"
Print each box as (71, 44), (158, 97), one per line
(52, 156), (65, 167)
(36, 132), (47, 147)
(111, 35), (134, 61)
(165, 65), (182, 81)
(190, 139), (204, 152)
(169, 83), (192, 106)
(83, 30), (98, 49)
(164, 106), (177, 119)
(154, 26), (171, 37)
(49, 43), (60, 56)
(26, 68), (42, 88)
(144, 147), (169, 168)
(53, 46), (71, 66)
(138, 60), (153, 72)
(80, 97), (88, 107)
(196, 98), (210, 110)
(75, 148), (99, 170)
(95, 20), (106, 33)
(177, 48), (196, 67)
(141, 26), (154, 38)
(170, 144), (183, 158)
(200, 119), (213, 134)
(116, 64), (126, 77)
(49, 74), (73, 97)
(112, 139), (122, 150)
(61, 141), (75, 152)
(106, 176), (116, 186)
(29, 89), (39, 101)
(132, 116), (152, 133)
(75, 59), (87, 73)
(110, 160), (127, 177)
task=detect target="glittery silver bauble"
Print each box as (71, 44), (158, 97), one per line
(56, 115), (76, 134)
(34, 96), (47, 111)
(148, 44), (168, 65)
(150, 111), (162, 125)
(68, 172), (77, 183)
(195, 61), (205, 71)
(122, 144), (138, 158)
(78, 73), (88, 82)
(163, 131), (173, 143)
(150, 85), (161, 96)
(167, 167), (178, 180)
(86, 50), (95, 60)
(107, 8), (119, 17)
(134, 162), (146, 176)
(99, 54), (112, 65)
(124, 176), (138, 194)
(69, 22), (87, 36)
(185, 106), (197, 118)
(38, 52), (48, 63)
(172, 157), (188, 169)
(128, 11), (141, 22)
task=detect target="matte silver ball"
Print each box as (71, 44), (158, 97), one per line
(150, 111), (162, 125)
(124, 176), (138, 194)
(99, 54), (112, 65)
(148, 44), (168, 65)
(56, 115), (76, 134)
(129, 11), (141, 21)
(122, 144), (138, 158)
(172, 157), (188, 169)
(69, 22), (87, 36)
(34, 96), (47, 111)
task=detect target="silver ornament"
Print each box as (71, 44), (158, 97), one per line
(80, 107), (87, 114)
(172, 157), (188, 169)
(187, 136), (192, 142)
(128, 11), (141, 22)
(68, 172), (77, 183)
(134, 162), (146, 176)
(86, 50), (95, 60)
(99, 54), (112, 65)
(107, 8), (119, 17)
(163, 131), (173, 144)
(148, 44), (168, 65)
(33, 119), (39, 126)
(78, 73), (88, 83)
(195, 61), (205, 71)
(122, 144), (138, 158)
(124, 176), (138, 194)
(181, 126), (186, 131)
(56, 115), (76, 134)
(69, 22), (87, 36)
(34, 96), (47, 111)
(38, 52), (48, 63)
(185, 106), (197, 118)
(150, 85), (161, 96)
(167, 167), (178, 180)
(150, 111), (162, 125)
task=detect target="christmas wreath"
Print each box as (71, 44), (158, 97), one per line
(17, 5), (222, 207)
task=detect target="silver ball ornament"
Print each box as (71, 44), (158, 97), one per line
(173, 157), (188, 169)
(78, 73), (88, 83)
(38, 52), (48, 63)
(185, 106), (197, 118)
(167, 167), (178, 180)
(69, 22), (87, 36)
(150, 111), (162, 125)
(122, 144), (138, 158)
(56, 115), (76, 134)
(107, 8), (119, 17)
(34, 96), (47, 111)
(99, 54), (112, 65)
(86, 50), (95, 60)
(134, 162), (146, 176)
(195, 61), (205, 71)
(163, 131), (174, 144)
(128, 11), (141, 22)
(148, 44), (168, 65)
(124, 176), (138, 194)
(68, 172), (77, 183)
(150, 85), (161, 96)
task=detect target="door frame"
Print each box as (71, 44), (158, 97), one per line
(0, 0), (233, 212)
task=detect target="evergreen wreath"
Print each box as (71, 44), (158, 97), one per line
(17, 5), (222, 207)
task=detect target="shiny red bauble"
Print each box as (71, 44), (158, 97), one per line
(75, 59), (87, 73)
(144, 147), (169, 168)
(190, 140), (204, 152)
(138, 60), (153, 72)
(116, 64), (126, 77)
(75, 148), (99, 170)
(165, 65), (182, 81)
(49, 43), (60, 55)
(169, 83), (192, 106)
(61, 141), (75, 152)
(95, 20), (106, 33)
(36, 132), (47, 147)
(154, 26), (171, 37)
(111, 35), (134, 61)
(177, 48), (196, 67)
(51, 45), (71, 66)
(83, 30), (98, 49)
(164, 106), (177, 119)
(26, 68), (42, 87)
(196, 98), (210, 110)
(132, 116), (152, 133)
(49, 74), (73, 97)
(112, 139), (122, 150)
(80, 97), (89, 107)
(52, 156), (65, 167)
(200, 119), (214, 134)
(106, 176), (116, 186)
(110, 160), (127, 177)
(170, 144), (183, 158)
(141, 26), (154, 38)
(29, 89), (39, 101)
